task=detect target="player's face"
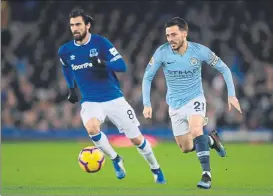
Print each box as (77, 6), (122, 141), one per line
(70, 16), (90, 41)
(166, 25), (187, 51)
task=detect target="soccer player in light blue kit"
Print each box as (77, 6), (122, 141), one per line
(142, 17), (242, 189)
(58, 8), (165, 184)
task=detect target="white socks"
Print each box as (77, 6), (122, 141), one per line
(89, 132), (117, 160)
(137, 138), (160, 170)
(90, 132), (160, 170)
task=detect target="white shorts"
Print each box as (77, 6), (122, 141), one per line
(80, 97), (141, 139)
(169, 96), (208, 137)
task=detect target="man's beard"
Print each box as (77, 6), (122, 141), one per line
(172, 40), (184, 51)
(73, 30), (87, 42)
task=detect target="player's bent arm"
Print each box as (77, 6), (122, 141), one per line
(201, 45), (236, 97)
(105, 57), (126, 72)
(213, 60), (236, 97)
(142, 51), (162, 107)
(58, 46), (75, 88)
(62, 65), (75, 88)
(99, 36), (127, 72)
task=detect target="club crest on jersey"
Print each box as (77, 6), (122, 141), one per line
(89, 49), (98, 57)
(190, 57), (199, 65)
(149, 57), (154, 65)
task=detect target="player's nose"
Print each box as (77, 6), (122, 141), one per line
(72, 27), (79, 32)
(167, 38), (173, 43)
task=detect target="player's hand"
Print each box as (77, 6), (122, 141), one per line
(89, 56), (106, 68)
(143, 106), (152, 118)
(228, 96), (242, 113)
(68, 88), (79, 104)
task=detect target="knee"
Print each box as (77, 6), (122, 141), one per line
(130, 135), (144, 146)
(85, 118), (100, 135)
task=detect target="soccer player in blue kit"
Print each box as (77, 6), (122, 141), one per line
(58, 8), (165, 184)
(142, 17), (242, 189)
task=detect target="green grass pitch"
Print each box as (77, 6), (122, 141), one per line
(1, 141), (273, 195)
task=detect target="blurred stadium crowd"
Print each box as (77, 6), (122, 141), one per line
(2, 1), (273, 131)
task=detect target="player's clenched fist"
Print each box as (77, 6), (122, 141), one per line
(143, 106), (152, 118)
(90, 56), (106, 68)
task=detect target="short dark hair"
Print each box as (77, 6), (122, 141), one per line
(165, 17), (188, 31)
(69, 8), (94, 26)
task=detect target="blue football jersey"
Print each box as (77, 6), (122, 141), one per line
(58, 34), (126, 103)
(142, 41), (236, 109)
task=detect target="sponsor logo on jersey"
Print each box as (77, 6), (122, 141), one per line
(166, 61), (176, 65)
(71, 62), (93, 70)
(167, 67), (200, 78)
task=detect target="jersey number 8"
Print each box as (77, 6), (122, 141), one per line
(127, 109), (134, 119)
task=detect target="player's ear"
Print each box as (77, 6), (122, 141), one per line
(85, 15), (94, 32)
(86, 15), (94, 26)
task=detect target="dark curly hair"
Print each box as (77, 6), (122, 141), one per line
(165, 17), (188, 31)
(69, 8), (94, 26)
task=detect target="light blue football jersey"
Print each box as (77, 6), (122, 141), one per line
(142, 41), (236, 109)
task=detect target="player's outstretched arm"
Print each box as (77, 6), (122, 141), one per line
(228, 96), (242, 113)
(201, 46), (242, 113)
(58, 47), (75, 88)
(58, 47), (78, 103)
(61, 61), (79, 103)
(142, 49), (162, 118)
(61, 62), (74, 88)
